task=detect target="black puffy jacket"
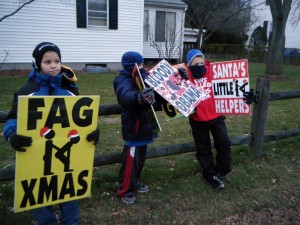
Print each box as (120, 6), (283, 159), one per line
(113, 69), (153, 142)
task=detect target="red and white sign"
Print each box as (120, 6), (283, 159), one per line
(211, 59), (251, 115)
(146, 59), (251, 118)
(145, 59), (205, 117)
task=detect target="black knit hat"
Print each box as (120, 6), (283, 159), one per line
(32, 42), (61, 71)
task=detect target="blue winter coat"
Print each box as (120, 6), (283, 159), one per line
(113, 69), (154, 142)
(3, 65), (78, 141)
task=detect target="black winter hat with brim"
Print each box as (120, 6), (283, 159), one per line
(32, 42), (61, 71)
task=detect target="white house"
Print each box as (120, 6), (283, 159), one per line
(143, 0), (187, 60)
(0, 0), (187, 71)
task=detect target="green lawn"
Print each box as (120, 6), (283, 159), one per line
(0, 62), (300, 224)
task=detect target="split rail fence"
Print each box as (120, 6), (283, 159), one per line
(1, 78), (300, 181)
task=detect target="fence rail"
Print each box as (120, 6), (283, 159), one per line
(1, 78), (300, 181)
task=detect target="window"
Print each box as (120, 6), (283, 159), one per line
(143, 10), (149, 42)
(76, 0), (118, 29)
(88, 0), (108, 27)
(155, 11), (165, 42)
(166, 12), (176, 43)
(155, 11), (176, 42)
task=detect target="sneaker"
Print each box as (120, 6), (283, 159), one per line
(215, 173), (225, 181)
(137, 183), (149, 193)
(133, 181), (150, 193)
(206, 175), (224, 190)
(122, 192), (137, 204)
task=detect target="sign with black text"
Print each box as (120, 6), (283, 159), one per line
(145, 60), (205, 117)
(15, 96), (99, 212)
(211, 59), (251, 115)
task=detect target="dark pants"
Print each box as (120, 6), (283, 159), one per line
(117, 145), (147, 197)
(189, 116), (231, 178)
(32, 200), (79, 225)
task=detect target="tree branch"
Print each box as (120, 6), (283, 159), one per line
(0, 0), (37, 23)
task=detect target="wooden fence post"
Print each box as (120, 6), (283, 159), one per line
(249, 78), (270, 157)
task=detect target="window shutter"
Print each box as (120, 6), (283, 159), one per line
(77, 0), (87, 28)
(109, 0), (118, 30)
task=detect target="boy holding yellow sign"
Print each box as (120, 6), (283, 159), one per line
(3, 42), (100, 224)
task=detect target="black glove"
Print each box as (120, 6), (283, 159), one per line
(8, 132), (32, 152)
(177, 67), (189, 80)
(138, 87), (155, 105)
(86, 127), (100, 145)
(243, 88), (256, 104)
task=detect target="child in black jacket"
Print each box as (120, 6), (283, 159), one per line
(4, 42), (100, 224)
(113, 51), (156, 204)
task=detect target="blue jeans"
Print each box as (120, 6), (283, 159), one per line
(32, 201), (79, 225)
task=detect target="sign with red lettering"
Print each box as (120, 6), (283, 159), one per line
(211, 59), (251, 115)
(145, 59), (205, 117)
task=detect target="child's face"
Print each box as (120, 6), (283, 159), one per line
(40, 51), (61, 76)
(191, 57), (205, 66)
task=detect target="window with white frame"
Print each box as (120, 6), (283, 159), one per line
(155, 11), (176, 42)
(77, 0), (118, 29)
(143, 10), (149, 42)
(87, 0), (108, 27)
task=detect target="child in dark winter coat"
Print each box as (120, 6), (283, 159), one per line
(113, 51), (156, 204)
(3, 42), (100, 224)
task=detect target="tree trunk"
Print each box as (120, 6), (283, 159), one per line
(265, 0), (292, 76)
(265, 19), (285, 75)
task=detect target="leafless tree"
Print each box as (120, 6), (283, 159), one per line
(146, 16), (184, 62)
(183, 0), (299, 76)
(264, 0), (293, 76)
(183, 0), (262, 49)
(0, 0), (37, 23)
(0, 0), (74, 23)
(289, 0), (300, 28)
(0, 50), (9, 70)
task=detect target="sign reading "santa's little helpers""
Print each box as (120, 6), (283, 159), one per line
(14, 96), (99, 213)
(211, 59), (251, 115)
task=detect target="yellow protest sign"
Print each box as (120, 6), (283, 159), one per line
(14, 96), (100, 213)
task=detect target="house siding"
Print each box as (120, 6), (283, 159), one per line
(0, 0), (144, 71)
(143, 6), (186, 60)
